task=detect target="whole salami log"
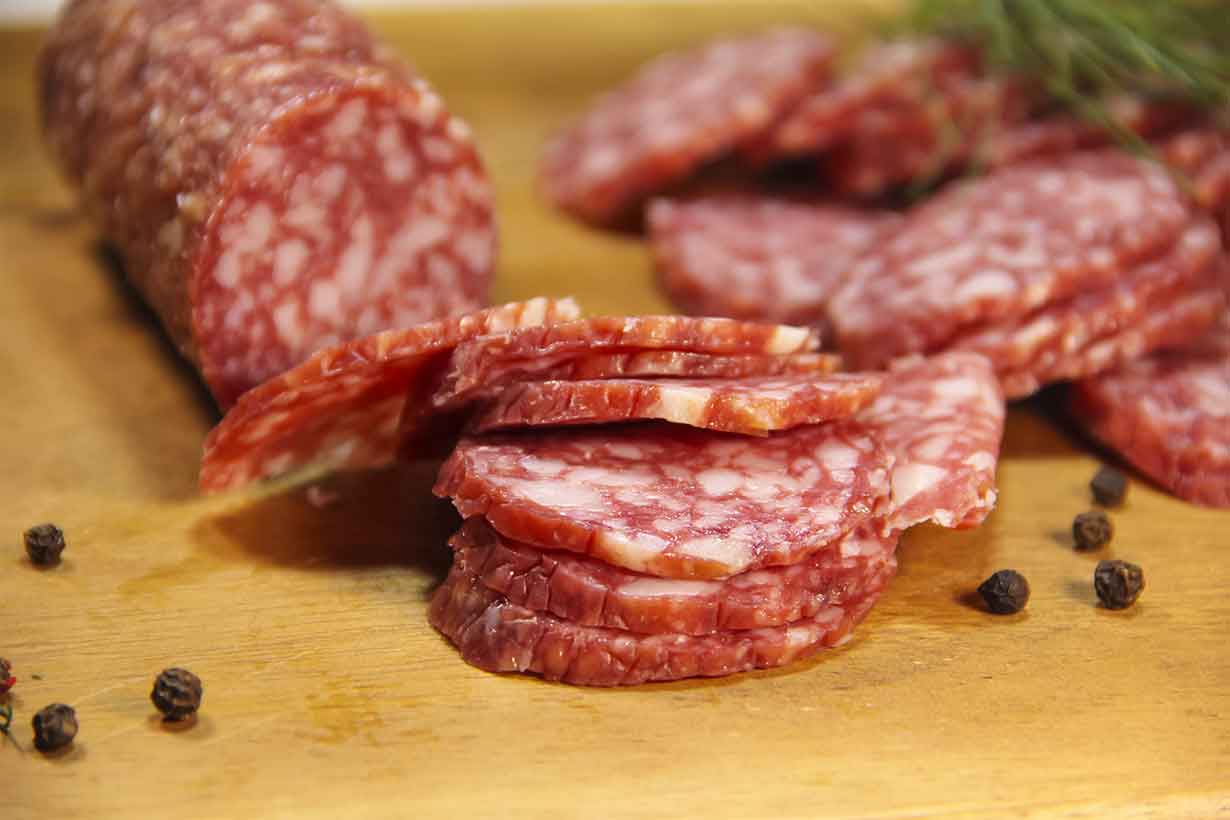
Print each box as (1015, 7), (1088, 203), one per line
(39, 0), (497, 407)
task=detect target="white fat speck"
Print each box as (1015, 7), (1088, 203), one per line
(260, 452), (295, 479)
(272, 301), (305, 348)
(912, 435), (954, 462)
(651, 517), (688, 533)
(813, 439), (861, 468)
(694, 468), (745, 497)
(246, 145), (284, 180)
(308, 280), (341, 320)
(273, 239), (309, 286)
(766, 325), (811, 354)
(314, 164), (348, 201)
(518, 455), (567, 477)
(892, 463), (947, 506)
(964, 451), (996, 471)
(954, 270), (1016, 302)
(618, 578), (716, 598)
(570, 467), (657, 488)
(446, 117), (472, 143)
(326, 98), (368, 141)
(511, 478), (603, 510)
(336, 216), (374, 299)
(421, 136), (456, 165)
(649, 385), (712, 424)
(455, 230), (494, 274)
(678, 536), (749, 568)
(214, 250), (241, 288)
(906, 243), (978, 279)
(377, 123), (416, 182)
(932, 376), (980, 401)
(580, 145), (621, 178)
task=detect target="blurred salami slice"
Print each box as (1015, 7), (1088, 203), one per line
(435, 420), (892, 579)
(468, 372), (884, 435)
(528, 350), (840, 381)
(428, 542), (893, 686)
(1159, 125), (1230, 219)
(648, 196), (900, 323)
(199, 298), (580, 493)
(450, 517), (896, 636)
(1070, 313), (1230, 508)
(540, 28), (835, 226)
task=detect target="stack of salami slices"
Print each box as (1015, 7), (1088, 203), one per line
(201, 300), (1005, 685)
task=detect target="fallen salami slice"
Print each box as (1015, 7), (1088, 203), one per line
(428, 550), (893, 686)
(451, 517), (897, 636)
(648, 196), (901, 323)
(40, 0), (497, 407)
(530, 350), (840, 381)
(857, 353), (1005, 531)
(200, 298), (581, 493)
(435, 420), (892, 579)
(539, 28), (835, 226)
(469, 373), (882, 435)
(1070, 313), (1230, 508)
(828, 151), (1195, 369)
(430, 315), (821, 410)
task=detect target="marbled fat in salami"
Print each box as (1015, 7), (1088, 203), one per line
(39, 0), (497, 407)
(451, 517), (897, 636)
(525, 350), (840, 382)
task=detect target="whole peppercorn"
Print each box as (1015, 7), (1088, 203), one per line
(977, 569), (1030, 614)
(32, 703), (77, 752)
(0, 657), (13, 695)
(151, 668), (203, 721)
(1090, 466), (1128, 507)
(1073, 510), (1113, 551)
(1095, 559), (1144, 609)
(24, 524), (66, 565)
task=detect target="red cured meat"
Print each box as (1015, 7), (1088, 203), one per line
(428, 553), (892, 686)
(451, 517), (897, 636)
(200, 298), (580, 493)
(648, 196), (901, 323)
(1159, 126), (1230, 224)
(828, 151), (1194, 368)
(526, 350), (840, 381)
(539, 28), (835, 226)
(1070, 313), (1230, 508)
(468, 372), (883, 435)
(857, 353), (1005, 531)
(39, 0), (496, 407)
(434, 420), (892, 580)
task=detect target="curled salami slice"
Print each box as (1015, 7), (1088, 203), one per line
(451, 517), (897, 636)
(200, 298), (580, 493)
(539, 28), (835, 226)
(434, 421), (892, 579)
(858, 353), (1004, 531)
(40, 0), (497, 407)
(828, 151), (1194, 369)
(528, 350), (840, 382)
(428, 553), (892, 686)
(469, 373), (883, 435)
(1070, 313), (1230, 508)
(648, 196), (901, 323)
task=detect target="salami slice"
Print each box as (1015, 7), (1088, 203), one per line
(468, 373), (883, 435)
(539, 28), (835, 226)
(451, 517), (897, 636)
(434, 421), (892, 579)
(828, 151), (1195, 369)
(199, 298), (580, 493)
(428, 550), (892, 686)
(527, 350), (840, 382)
(1070, 313), (1230, 508)
(40, 0), (497, 407)
(858, 353), (1005, 531)
(648, 196), (901, 323)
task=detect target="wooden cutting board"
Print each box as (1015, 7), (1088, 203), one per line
(2, 4), (1228, 818)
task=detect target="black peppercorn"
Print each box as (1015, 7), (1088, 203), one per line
(1090, 466), (1128, 507)
(0, 657), (13, 695)
(1095, 559), (1144, 609)
(151, 668), (203, 721)
(32, 703), (77, 752)
(1073, 510), (1113, 551)
(24, 524), (66, 565)
(977, 569), (1030, 614)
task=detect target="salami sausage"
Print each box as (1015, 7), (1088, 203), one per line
(539, 28), (835, 226)
(39, 0), (497, 407)
(468, 373), (883, 435)
(450, 517), (897, 636)
(1069, 313), (1230, 508)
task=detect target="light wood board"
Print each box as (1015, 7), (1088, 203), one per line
(1, 4), (1228, 818)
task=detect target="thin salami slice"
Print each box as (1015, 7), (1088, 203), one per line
(857, 353), (1005, 531)
(40, 0), (497, 407)
(648, 196), (901, 323)
(828, 151), (1194, 369)
(468, 373), (883, 435)
(434, 421), (892, 579)
(199, 298), (581, 493)
(539, 28), (835, 226)
(527, 350), (840, 381)
(428, 549), (892, 686)
(1070, 313), (1230, 508)
(451, 517), (897, 636)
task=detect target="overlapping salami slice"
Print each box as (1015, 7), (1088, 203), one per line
(469, 372), (883, 435)
(828, 151), (1195, 369)
(529, 350), (840, 381)
(648, 196), (901, 323)
(428, 542), (894, 686)
(451, 517), (896, 636)
(1070, 313), (1230, 508)
(539, 28), (835, 225)
(199, 298), (581, 493)
(40, 0), (497, 407)
(435, 420), (892, 579)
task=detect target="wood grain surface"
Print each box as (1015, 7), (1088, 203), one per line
(2, 4), (1228, 818)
